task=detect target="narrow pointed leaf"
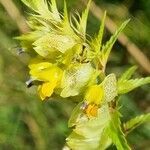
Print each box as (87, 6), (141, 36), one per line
(97, 11), (106, 51)
(118, 77), (150, 94)
(101, 19), (130, 66)
(108, 111), (131, 150)
(50, 0), (60, 21)
(62, 1), (76, 37)
(79, 0), (91, 38)
(21, 0), (49, 14)
(119, 66), (137, 82)
(123, 113), (150, 135)
(92, 11), (106, 52)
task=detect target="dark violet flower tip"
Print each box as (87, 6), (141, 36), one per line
(17, 48), (25, 55)
(25, 79), (34, 88)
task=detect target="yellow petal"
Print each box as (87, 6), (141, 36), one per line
(30, 64), (63, 82)
(85, 85), (104, 105)
(29, 57), (52, 69)
(38, 85), (45, 100)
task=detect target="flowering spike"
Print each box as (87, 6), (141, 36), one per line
(17, 1), (150, 149)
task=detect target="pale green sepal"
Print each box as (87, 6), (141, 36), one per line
(67, 104), (111, 150)
(61, 63), (94, 97)
(102, 73), (117, 102)
(33, 34), (76, 57)
(67, 132), (100, 150)
(68, 102), (84, 127)
(74, 104), (110, 138)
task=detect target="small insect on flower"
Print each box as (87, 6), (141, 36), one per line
(17, 47), (25, 55)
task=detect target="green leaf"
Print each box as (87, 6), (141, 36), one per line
(101, 19), (130, 67)
(118, 77), (150, 94)
(118, 66), (137, 82)
(108, 110), (131, 150)
(123, 113), (150, 135)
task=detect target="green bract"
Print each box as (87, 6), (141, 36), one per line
(61, 63), (94, 97)
(17, 0), (150, 149)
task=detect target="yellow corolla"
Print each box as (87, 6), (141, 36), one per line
(29, 59), (63, 100)
(83, 85), (104, 118)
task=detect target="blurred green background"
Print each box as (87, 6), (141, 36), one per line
(0, 0), (149, 149)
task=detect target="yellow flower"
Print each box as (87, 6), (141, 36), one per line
(83, 85), (104, 117)
(29, 59), (63, 100)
